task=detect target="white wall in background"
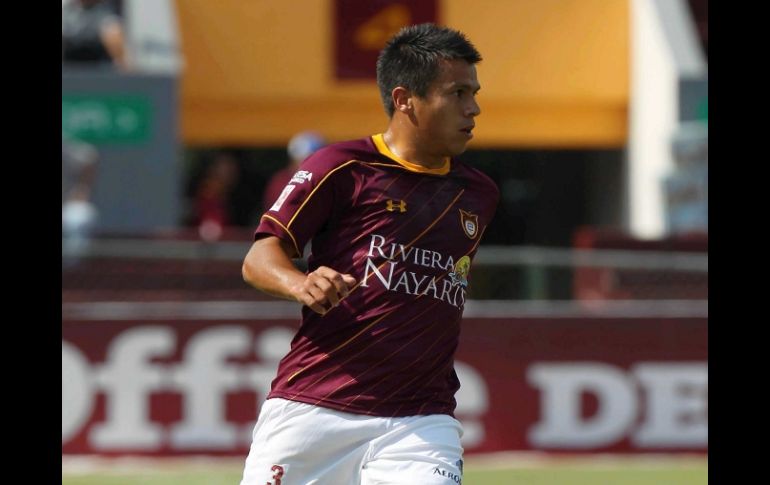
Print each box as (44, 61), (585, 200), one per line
(123, 0), (183, 75)
(627, 0), (706, 239)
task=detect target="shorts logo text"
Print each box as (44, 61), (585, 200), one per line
(433, 466), (462, 483)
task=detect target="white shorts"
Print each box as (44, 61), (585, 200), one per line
(239, 398), (465, 485)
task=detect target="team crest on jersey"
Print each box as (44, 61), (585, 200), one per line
(290, 170), (313, 184)
(459, 210), (479, 239)
(448, 255), (471, 288)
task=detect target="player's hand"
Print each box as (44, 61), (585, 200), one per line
(292, 266), (357, 314)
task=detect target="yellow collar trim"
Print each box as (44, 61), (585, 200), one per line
(371, 134), (450, 175)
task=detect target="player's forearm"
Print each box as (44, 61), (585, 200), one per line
(242, 237), (307, 303)
(243, 236), (357, 314)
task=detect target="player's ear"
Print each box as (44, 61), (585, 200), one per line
(392, 87), (413, 114)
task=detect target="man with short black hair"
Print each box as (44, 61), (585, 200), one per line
(240, 23), (499, 484)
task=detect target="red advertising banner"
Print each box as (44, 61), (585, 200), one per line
(334, 0), (438, 79)
(62, 316), (707, 456)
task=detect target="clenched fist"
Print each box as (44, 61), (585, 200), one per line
(291, 266), (357, 314)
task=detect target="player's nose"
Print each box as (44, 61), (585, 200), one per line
(466, 97), (481, 117)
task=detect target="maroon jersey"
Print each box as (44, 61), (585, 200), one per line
(256, 134), (499, 417)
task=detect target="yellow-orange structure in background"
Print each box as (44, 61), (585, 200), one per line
(175, 0), (628, 148)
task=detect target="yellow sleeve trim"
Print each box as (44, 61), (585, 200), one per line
(260, 214), (301, 257)
(371, 133), (451, 175)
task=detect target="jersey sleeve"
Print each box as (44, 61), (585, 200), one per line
(254, 150), (354, 257)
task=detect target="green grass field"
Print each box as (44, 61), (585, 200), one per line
(62, 455), (708, 485)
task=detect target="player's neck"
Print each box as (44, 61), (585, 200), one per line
(382, 125), (446, 170)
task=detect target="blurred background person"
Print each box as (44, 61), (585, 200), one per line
(62, 0), (130, 71)
(262, 131), (326, 212)
(62, 137), (99, 266)
(192, 151), (241, 241)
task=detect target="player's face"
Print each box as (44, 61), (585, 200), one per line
(411, 59), (481, 161)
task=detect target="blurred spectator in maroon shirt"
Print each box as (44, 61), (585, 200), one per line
(194, 151), (240, 241)
(262, 131), (326, 212)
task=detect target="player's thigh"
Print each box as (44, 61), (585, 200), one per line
(361, 415), (464, 485)
(240, 398), (370, 485)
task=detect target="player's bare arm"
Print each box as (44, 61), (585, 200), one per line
(242, 236), (357, 314)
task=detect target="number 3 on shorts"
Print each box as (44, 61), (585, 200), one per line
(266, 464), (284, 485)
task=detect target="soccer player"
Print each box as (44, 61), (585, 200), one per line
(240, 23), (499, 485)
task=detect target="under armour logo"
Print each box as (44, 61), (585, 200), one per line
(386, 200), (407, 212)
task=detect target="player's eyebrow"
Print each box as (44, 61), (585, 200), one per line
(448, 81), (481, 92)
